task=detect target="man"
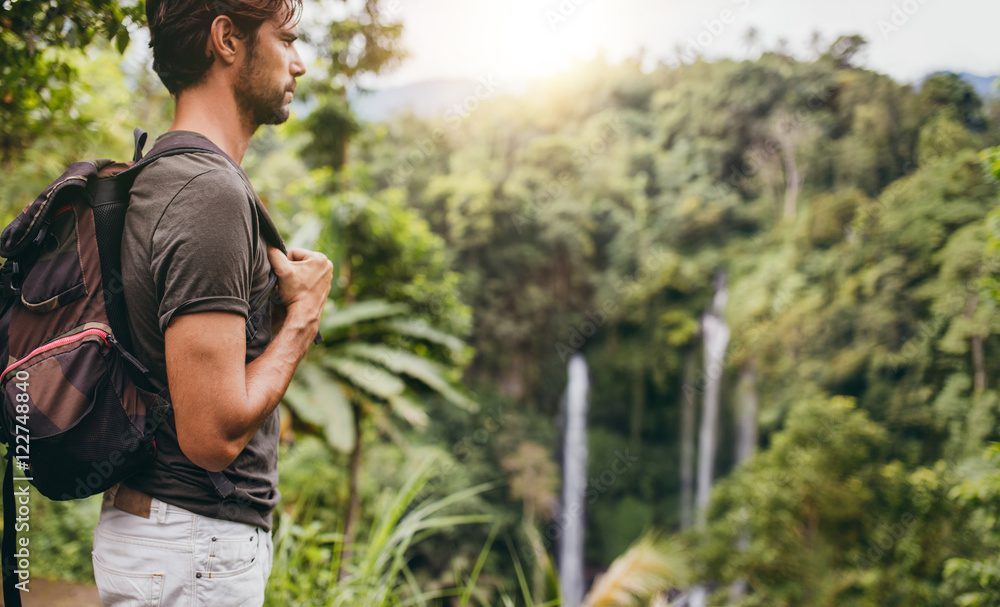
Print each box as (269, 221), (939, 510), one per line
(90, 0), (331, 604)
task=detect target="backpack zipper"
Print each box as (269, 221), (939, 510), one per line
(105, 335), (151, 376)
(2, 328), (111, 380)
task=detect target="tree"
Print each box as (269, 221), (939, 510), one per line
(775, 37), (790, 59)
(825, 34), (867, 69)
(942, 444), (1000, 605)
(807, 30), (824, 59)
(919, 72), (985, 131)
(742, 27), (758, 59)
(299, 0), (407, 173)
(279, 188), (476, 579)
(0, 0), (144, 163)
(698, 397), (967, 605)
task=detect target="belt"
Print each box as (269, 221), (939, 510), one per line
(103, 482), (153, 519)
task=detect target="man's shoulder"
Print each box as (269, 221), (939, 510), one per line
(133, 151), (249, 203)
(129, 152), (257, 238)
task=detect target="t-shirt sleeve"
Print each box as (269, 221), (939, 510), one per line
(150, 168), (255, 332)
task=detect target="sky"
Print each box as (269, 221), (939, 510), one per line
(351, 0), (1000, 89)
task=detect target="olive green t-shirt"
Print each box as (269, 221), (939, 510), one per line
(120, 130), (281, 531)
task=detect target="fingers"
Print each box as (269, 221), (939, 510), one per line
(269, 246), (331, 271)
(291, 248), (334, 276)
(265, 246), (332, 330)
(287, 248), (319, 262)
(267, 246), (292, 275)
(271, 247), (327, 266)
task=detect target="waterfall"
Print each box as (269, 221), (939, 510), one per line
(690, 271), (731, 607)
(560, 353), (590, 607)
(695, 270), (730, 524)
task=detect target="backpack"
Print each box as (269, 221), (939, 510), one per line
(0, 128), (285, 605)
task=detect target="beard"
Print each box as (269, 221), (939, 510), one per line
(235, 43), (293, 128)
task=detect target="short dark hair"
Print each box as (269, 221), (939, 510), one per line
(146, 0), (302, 95)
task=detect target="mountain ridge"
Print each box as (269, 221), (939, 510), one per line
(351, 70), (999, 124)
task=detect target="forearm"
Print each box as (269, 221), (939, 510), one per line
(225, 316), (314, 452)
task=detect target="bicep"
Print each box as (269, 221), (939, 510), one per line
(164, 311), (248, 470)
(151, 169), (255, 332)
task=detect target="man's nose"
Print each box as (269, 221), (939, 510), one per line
(291, 47), (306, 78)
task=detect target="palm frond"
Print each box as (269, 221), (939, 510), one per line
(341, 342), (477, 411)
(323, 355), (406, 401)
(321, 300), (410, 338)
(380, 317), (469, 360)
(283, 362), (356, 452)
(581, 534), (688, 607)
(386, 393), (430, 428)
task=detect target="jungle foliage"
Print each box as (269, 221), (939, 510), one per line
(4, 2), (1000, 604)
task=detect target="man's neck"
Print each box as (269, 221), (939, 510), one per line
(168, 84), (256, 164)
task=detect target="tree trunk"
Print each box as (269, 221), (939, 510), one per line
(498, 351), (526, 400)
(342, 261), (354, 305)
(630, 366), (646, 447)
(735, 361), (758, 464)
(778, 130), (803, 221)
(769, 111), (809, 222)
(966, 295), (986, 393)
(972, 334), (985, 393)
(730, 361), (758, 602)
(680, 350), (697, 531)
(338, 403), (364, 581)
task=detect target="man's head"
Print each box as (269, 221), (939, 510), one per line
(147, 0), (306, 127)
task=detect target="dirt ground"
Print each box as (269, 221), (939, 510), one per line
(0, 577), (102, 606)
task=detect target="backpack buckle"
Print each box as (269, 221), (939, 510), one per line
(132, 127), (148, 163)
(0, 261), (22, 298)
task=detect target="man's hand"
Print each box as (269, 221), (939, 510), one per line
(267, 246), (333, 335)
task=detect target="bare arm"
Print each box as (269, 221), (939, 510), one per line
(164, 247), (332, 472)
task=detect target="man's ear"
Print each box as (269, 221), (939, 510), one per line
(208, 15), (240, 65)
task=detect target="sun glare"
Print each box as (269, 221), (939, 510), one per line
(486, 0), (601, 83)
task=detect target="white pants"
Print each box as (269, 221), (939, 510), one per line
(91, 495), (273, 606)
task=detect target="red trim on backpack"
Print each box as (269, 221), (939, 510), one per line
(3, 328), (111, 379)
